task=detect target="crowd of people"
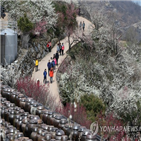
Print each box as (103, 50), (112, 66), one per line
(35, 21), (86, 85)
(35, 42), (65, 84)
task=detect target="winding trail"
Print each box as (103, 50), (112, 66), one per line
(32, 16), (93, 108)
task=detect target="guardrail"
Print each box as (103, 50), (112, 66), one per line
(0, 20), (17, 31)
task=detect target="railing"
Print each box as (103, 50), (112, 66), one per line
(0, 20), (17, 31)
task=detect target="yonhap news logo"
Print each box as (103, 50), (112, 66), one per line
(90, 121), (99, 135)
(90, 121), (141, 136)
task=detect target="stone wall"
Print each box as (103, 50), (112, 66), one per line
(0, 37), (59, 87)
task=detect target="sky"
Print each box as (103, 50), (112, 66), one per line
(133, 0), (141, 6)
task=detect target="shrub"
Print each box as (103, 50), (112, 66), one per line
(53, 1), (67, 14)
(80, 94), (106, 122)
(56, 103), (92, 128)
(16, 77), (58, 110)
(18, 14), (33, 33)
(119, 100), (141, 126)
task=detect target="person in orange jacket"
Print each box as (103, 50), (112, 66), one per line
(49, 68), (54, 83)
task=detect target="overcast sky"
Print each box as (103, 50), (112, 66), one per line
(132, 0), (141, 5)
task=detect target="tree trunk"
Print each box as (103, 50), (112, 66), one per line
(21, 33), (30, 49)
(68, 35), (71, 51)
(115, 41), (118, 55)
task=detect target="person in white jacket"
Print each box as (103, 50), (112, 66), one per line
(57, 43), (60, 52)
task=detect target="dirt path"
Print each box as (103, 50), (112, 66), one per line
(32, 16), (93, 108)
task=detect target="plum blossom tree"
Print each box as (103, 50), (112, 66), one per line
(2, 0), (57, 28)
(65, 2), (78, 50)
(55, 2), (78, 50)
(56, 102), (92, 128)
(16, 77), (60, 110)
(33, 18), (47, 36)
(95, 112), (128, 141)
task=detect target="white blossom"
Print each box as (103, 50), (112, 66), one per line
(2, 0), (58, 28)
(59, 0), (78, 5)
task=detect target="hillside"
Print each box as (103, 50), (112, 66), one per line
(56, 1), (141, 139)
(57, 35), (141, 140)
(83, 1), (141, 26)
(81, 1), (141, 42)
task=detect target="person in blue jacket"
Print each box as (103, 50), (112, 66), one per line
(43, 69), (47, 84)
(50, 57), (55, 71)
(47, 60), (51, 76)
(52, 59), (55, 71)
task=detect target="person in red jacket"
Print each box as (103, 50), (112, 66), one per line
(48, 41), (51, 52)
(46, 43), (50, 52)
(49, 68), (54, 83)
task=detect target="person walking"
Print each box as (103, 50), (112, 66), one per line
(49, 68), (54, 83)
(59, 42), (62, 55)
(54, 58), (57, 65)
(53, 58), (57, 70)
(55, 51), (59, 65)
(79, 21), (82, 30)
(83, 21), (85, 31)
(47, 60), (51, 76)
(43, 69), (47, 84)
(61, 43), (64, 55)
(57, 43), (60, 52)
(51, 58), (55, 71)
(48, 41), (51, 52)
(46, 43), (50, 52)
(35, 59), (38, 72)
